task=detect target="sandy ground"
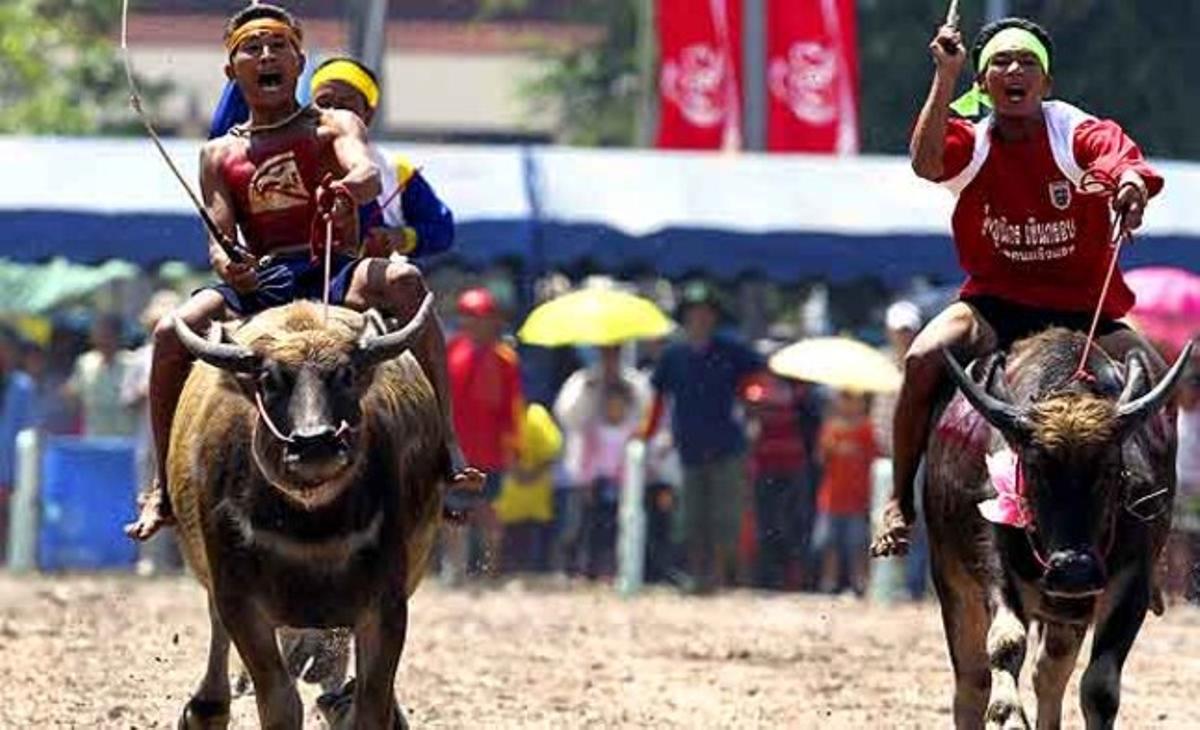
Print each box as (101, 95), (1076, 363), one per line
(2, 574), (1200, 729)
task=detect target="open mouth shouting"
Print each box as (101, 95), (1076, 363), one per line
(1003, 83), (1028, 104)
(258, 71), (285, 91)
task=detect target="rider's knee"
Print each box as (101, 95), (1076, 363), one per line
(152, 314), (183, 355)
(903, 343), (944, 387)
(383, 261), (425, 296)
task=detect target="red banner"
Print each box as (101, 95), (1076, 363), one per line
(766, 0), (859, 154)
(656, 0), (743, 150)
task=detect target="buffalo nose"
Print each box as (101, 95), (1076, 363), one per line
(286, 426), (343, 462)
(1042, 550), (1106, 597)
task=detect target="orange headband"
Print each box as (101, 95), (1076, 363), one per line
(225, 18), (302, 56)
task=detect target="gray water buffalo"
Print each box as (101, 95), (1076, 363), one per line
(168, 297), (444, 729)
(925, 328), (1192, 729)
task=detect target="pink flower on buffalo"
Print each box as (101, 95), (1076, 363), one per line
(978, 448), (1032, 528)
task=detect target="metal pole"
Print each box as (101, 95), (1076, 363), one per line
(742, 0), (767, 151)
(636, 0), (658, 147)
(349, 0), (389, 128)
(985, 0), (1008, 23)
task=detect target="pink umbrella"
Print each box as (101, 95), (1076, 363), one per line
(1125, 267), (1200, 356)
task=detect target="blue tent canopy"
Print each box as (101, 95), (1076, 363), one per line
(2, 137), (1198, 284)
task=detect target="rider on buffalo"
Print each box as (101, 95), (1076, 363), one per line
(872, 17), (1166, 557)
(127, 2), (482, 540)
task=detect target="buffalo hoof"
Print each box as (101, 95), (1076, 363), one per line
(317, 679), (408, 730)
(985, 699), (1030, 730)
(177, 698), (230, 730)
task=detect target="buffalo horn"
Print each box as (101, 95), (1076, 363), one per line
(1117, 349), (1151, 406)
(173, 315), (262, 374)
(1116, 340), (1195, 437)
(353, 292), (434, 369)
(941, 348), (1031, 438)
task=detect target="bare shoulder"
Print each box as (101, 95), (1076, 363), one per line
(200, 135), (242, 170)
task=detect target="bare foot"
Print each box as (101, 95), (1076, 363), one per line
(870, 499), (912, 558)
(446, 439), (486, 492)
(123, 482), (174, 542)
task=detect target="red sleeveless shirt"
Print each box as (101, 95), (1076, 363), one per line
(219, 124), (325, 256)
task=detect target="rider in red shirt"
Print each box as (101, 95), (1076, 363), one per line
(872, 18), (1165, 556)
(126, 3), (481, 540)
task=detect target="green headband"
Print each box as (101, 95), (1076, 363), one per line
(950, 27), (1051, 118)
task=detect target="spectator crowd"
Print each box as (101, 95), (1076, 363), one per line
(2, 277), (1196, 604)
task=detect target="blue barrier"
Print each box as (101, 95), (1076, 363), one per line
(37, 436), (138, 571)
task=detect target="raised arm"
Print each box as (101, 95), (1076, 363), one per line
(911, 25), (967, 181)
(325, 109), (381, 205)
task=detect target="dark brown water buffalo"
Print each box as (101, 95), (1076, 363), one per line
(168, 297), (444, 730)
(925, 328), (1193, 730)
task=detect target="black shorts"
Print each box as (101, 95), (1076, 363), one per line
(961, 295), (1130, 350)
(206, 254), (361, 317)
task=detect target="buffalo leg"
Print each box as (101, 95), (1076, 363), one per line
(931, 561), (990, 729)
(984, 592), (1029, 730)
(179, 596), (232, 730)
(1032, 621), (1085, 730)
(1080, 568), (1150, 729)
(345, 592), (409, 730)
(215, 595), (302, 730)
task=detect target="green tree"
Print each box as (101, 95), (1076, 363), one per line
(0, 0), (147, 135)
(517, 0), (642, 147)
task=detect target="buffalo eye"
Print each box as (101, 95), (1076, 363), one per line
(259, 361), (294, 398)
(331, 364), (358, 392)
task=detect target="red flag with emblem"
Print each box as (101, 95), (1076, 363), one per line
(766, 0), (859, 154)
(656, 0), (743, 150)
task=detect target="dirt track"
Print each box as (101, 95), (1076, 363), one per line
(2, 573), (1199, 729)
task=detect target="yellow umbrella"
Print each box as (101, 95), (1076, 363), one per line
(518, 289), (675, 347)
(769, 337), (902, 394)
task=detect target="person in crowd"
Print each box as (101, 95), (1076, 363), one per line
(553, 344), (650, 577)
(744, 360), (811, 591)
(574, 382), (640, 579)
(62, 313), (136, 438)
(493, 403), (561, 574)
(1166, 358), (1200, 601)
(872, 300), (930, 599)
(641, 281), (767, 594)
(636, 337), (683, 585)
(22, 334), (78, 435)
(0, 327), (36, 562)
(122, 291), (183, 575)
(813, 389), (877, 596)
(443, 287), (523, 582)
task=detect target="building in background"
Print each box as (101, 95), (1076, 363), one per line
(124, 0), (600, 142)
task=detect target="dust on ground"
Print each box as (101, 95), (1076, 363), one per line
(1, 574), (1198, 728)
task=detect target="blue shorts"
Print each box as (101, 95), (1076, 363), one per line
(207, 254), (361, 317)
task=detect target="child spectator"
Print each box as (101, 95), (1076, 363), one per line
(577, 382), (639, 579)
(494, 404), (562, 574)
(744, 370), (810, 591)
(813, 389), (877, 596)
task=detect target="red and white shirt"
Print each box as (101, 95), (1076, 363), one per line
(937, 101), (1163, 318)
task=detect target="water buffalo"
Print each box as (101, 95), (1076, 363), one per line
(168, 297), (444, 729)
(925, 328), (1192, 730)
